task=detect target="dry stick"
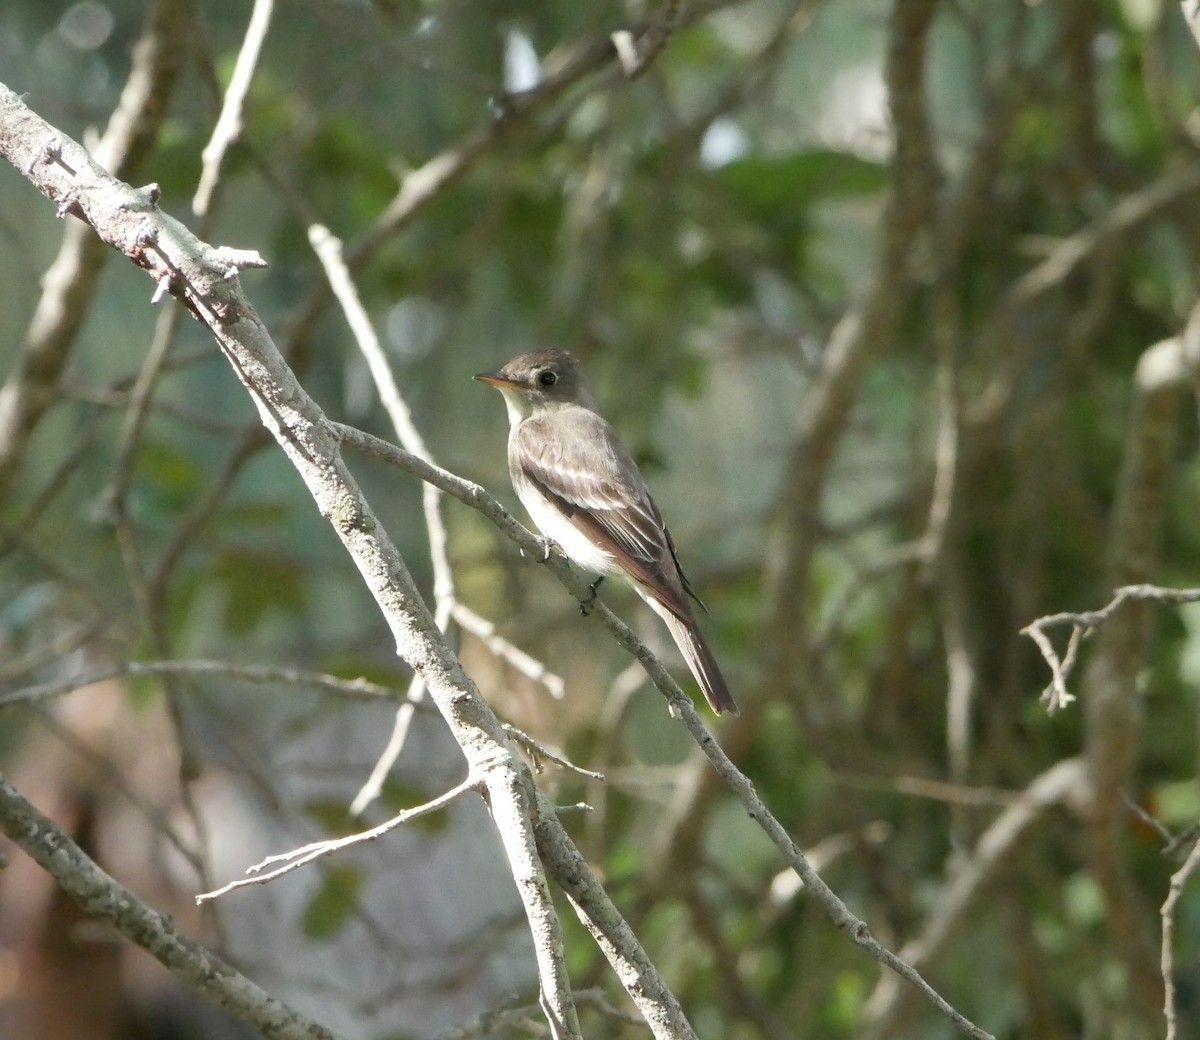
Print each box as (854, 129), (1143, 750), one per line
(0, 0), (191, 501)
(0, 775), (342, 1040)
(308, 224), (460, 816)
(196, 775), (481, 902)
(0, 83), (991, 1040)
(1162, 835), (1200, 1040)
(1023, 583), (1200, 711)
(1084, 331), (1194, 1021)
(193, 0), (275, 216)
(502, 724), (605, 781)
(861, 757), (1088, 1038)
(0, 659), (407, 710)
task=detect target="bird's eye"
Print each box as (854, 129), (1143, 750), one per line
(537, 369), (558, 388)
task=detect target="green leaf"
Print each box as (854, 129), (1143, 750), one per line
(303, 799), (358, 837)
(320, 653), (410, 690)
(212, 546), (307, 635)
(301, 865), (363, 941)
(1152, 779), (1200, 829)
(715, 150), (887, 216)
(379, 779), (449, 834)
(135, 439), (207, 509)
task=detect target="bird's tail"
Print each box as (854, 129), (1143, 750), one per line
(661, 610), (739, 715)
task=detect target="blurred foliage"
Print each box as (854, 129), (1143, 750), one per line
(2, 0), (1200, 1039)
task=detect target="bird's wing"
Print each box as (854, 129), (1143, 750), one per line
(516, 412), (692, 620)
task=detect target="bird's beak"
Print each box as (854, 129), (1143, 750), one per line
(474, 370), (523, 388)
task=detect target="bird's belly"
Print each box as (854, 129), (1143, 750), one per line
(515, 480), (618, 576)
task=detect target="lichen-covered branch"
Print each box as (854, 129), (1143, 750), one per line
(0, 773), (342, 1040)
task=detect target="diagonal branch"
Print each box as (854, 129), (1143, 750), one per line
(862, 757), (1089, 1037)
(1162, 834), (1200, 1040)
(192, 0), (275, 216)
(0, 773), (343, 1040)
(0, 0), (193, 503)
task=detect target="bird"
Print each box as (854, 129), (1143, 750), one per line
(475, 349), (738, 715)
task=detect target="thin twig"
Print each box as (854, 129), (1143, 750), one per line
(1022, 584), (1200, 711)
(0, 659), (407, 711)
(0, 775), (343, 1040)
(196, 775), (480, 903)
(193, 0), (275, 215)
(1161, 834), (1200, 1040)
(308, 222), (463, 814)
(503, 724), (606, 781)
(453, 602), (566, 700)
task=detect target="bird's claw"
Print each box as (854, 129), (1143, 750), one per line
(580, 576), (605, 616)
(521, 536), (559, 562)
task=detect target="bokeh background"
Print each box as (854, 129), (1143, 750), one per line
(2, 1), (1200, 1038)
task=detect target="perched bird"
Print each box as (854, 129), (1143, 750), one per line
(475, 349), (738, 715)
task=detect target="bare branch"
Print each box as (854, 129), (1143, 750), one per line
(0, 0), (192, 501)
(1162, 834), (1200, 1040)
(862, 757), (1088, 1037)
(196, 776), (481, 903)
(0, 774), (343, 1040)
(308, 222), (461, 814)
(193, 0), (275, 216)
(0, 658), (409, 710)
(503, 724), (605, 781)
(1023, 583), (1200, 710)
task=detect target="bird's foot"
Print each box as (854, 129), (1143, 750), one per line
(579, 575), (605, 616)
(522, 535), (559, 562)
